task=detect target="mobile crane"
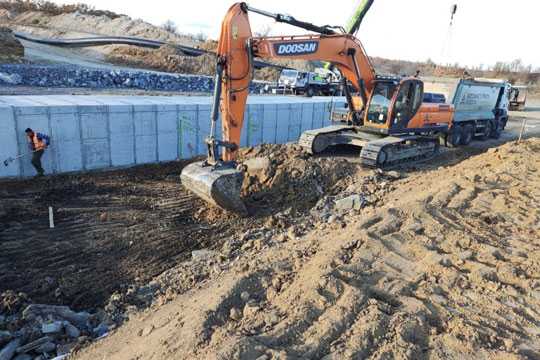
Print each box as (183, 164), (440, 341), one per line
(181, 2), (454, 215)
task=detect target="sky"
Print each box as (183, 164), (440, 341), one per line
(51, 0), (540, 69)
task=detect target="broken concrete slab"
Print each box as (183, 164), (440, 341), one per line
(41, 321), (63, 334)
(15, 337), (51, 354)
(34, 342), (56, 354)
(13, 354), (32, 360)
(0, 332), (12, 347)
(63, 322), (81, 338)
(0, 338), (21, 360)
(334, 194), (366, 212)
(22, 305), (89, 329)
(191, 250), (217, 262)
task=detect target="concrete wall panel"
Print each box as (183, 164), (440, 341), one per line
(247, 104), (264, 147)
(276, 104), (290, 145)
(157, 107), (179, 162)
(83, 139), (110, 169)
(288, 104), (302, 142)
(262, 104), (277, 144)
(178, 106), (198, 159)
(50, 112), (82, 173)
(136, 135), (157, 164)
(0, 95), (343, 178)
(197, 105), (211, 156)
(301, 103), (314, 133)
(109, 110), (135, 166)
(0, 107), (19, 177)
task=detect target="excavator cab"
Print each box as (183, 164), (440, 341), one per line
(387, 78), (424, 132)
(347, 77), (424, 132)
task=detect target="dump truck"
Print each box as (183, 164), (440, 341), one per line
(265, 68), (341, 96)
(422, 77), (510, 145)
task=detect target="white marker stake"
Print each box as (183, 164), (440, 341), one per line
(49, 207), (55, 229)
(518, 118), (527, 143)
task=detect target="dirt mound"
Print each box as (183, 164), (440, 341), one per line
(74, 138), (540, 360)
(0, 26), (23, 62)
(239, 144), (357, 214)
(9, 11), (197, 45)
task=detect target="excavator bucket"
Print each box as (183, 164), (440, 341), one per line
(180, 161), (248, 216)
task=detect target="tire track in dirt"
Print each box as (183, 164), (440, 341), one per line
(0, 162), (244, 310)
(74, 138), (540, 359)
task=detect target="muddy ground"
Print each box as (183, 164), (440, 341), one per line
(0, 113), (539, 359)
(72, 137), (540, 359)
(0, 146), (354, 310)
(0, 115), (539, 311)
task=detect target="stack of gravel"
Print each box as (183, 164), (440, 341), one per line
(0, 64), (266, 93)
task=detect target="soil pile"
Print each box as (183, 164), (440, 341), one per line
(0, 26), (23, 62)
(240, 144), (357, 214)
(9, 11), (197, 45)
(73, 139), (540, 359)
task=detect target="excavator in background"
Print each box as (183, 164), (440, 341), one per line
(181, 2), (455, 215)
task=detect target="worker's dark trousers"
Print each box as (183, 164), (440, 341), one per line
(31, 150), (45, 176)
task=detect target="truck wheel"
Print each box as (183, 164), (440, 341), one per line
(305, 87), (314, 97)
(447, 125), (463, 148)
(460, 124), (474, 145)
(480, 120), (493, 141)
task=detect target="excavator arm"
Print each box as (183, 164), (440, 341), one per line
(215, 3), (376, 162)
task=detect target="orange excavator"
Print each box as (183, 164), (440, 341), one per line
(181, 2), (454, 215)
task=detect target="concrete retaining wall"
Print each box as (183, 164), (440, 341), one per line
(0, 95), (344, 178)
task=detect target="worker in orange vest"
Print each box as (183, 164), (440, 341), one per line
(25, 128), (50, 177)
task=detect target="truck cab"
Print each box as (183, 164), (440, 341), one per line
(270, 69), (340, 96)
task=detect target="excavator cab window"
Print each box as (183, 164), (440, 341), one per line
(390, 79), (423, 129)
(366, 82), (397, 124)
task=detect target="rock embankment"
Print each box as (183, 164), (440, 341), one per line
(0, 64), (266, 93)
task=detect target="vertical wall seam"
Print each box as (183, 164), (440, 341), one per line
(287, 104), (291, 142)
(12, 106), (22, 177)
(260, 105), (264, 145)
(154, 105), (159, 162)
(77, 105), (85, 171)
(274, 104), (278, 144)
(132, 105), (137, 164)
(311, 103), (316, 130)
(45, 106), (55, 174)
(176, 104), (181, 160)
(195, 105), (200, 156)
(106, 105), (112, 167)
(246, 106), (251, 147)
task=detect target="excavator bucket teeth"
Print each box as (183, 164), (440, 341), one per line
(181, 161), (248, 216)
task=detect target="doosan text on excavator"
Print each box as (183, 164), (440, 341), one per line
(181, 2), (510, 215)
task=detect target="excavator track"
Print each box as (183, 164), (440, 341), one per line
(360, 135), (440, 169)
(298, 125), (355, 154)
